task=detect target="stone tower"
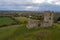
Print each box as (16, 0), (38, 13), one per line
(41, 11), (54, 27)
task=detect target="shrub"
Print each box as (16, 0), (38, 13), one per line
(15, 17), (28, 24)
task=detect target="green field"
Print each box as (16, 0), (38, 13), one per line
(0, 17), (60, 40)
(0, 17), (16, 26)
(0, 23), (60, 40)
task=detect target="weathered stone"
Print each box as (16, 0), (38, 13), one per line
(41, 11), (54, 27)
(27, 11), (54, 29)
(27, 19), (40, 29)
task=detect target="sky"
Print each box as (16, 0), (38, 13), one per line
(0, 0), (60, 11)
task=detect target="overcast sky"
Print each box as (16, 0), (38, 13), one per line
(0, 0), (60, 11)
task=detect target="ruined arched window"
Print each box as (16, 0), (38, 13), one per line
(49, 17), (51, 20)
(57, 17), (60, 21)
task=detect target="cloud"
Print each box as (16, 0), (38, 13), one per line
(46, 0), (60, 5)
(0, 0), (60, 5)
(32, 0), (46, 3)
(0, 0), (60, 11)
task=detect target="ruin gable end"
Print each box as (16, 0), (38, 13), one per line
(41, 11), (54, 27)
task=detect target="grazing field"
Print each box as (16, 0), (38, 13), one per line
(0, 17), (16, 26)
(0, 23), (60, 40)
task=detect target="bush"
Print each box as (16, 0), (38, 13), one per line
(15, 17), (28, 24)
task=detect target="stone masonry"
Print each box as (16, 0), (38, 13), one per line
(27, 11), (54, 29)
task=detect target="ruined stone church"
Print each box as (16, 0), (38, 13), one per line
(27, 11), (54, 29)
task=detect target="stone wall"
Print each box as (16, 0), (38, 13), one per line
(27, 19), (40, 29)
(41, 11), (54, 27)
(27, 11), (54, 29)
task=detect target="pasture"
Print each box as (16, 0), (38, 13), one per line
(0, 16), (60, 40)
(0, 23), (60, 40)
(0, 17), (16, 27)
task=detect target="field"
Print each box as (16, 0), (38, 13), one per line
(0, 16), (60, 40)
(0, 17), (16, 27)
(0, 23), (60, 40)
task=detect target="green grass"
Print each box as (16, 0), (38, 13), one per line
(0, 17), (16, 26)
(0, 25), (20, 40)
(14, 17), (40, 24)
(15, 17), (28, 24)
(0, 23), (60, 40)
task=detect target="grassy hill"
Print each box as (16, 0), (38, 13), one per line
(0, 23), (60, 40)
